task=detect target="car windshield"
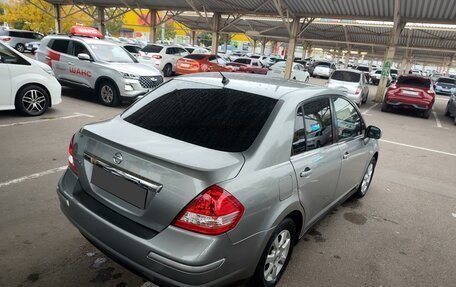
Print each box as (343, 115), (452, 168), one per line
(390, 69), (398, 74)
(141, 44), (163, 53)
(331, 71), (360, 82)
(89, 44), (136, 63)
(125, 83), (277, 152)
(184, 54), (206, 60)
(356, 66), (369, 72)
(397, 77), (431, 88)
(437, 78), (456, 84)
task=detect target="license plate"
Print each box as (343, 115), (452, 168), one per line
(141, 56), (152, 61)
(181, 63), (190, 68)
(402, 90), (419, 96)
(91, 165), (148, 209)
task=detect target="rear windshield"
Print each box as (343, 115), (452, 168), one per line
(356, 66), (369, 72)
(397, 77), (431, 88)
(125, 87), (277, 152)
(317, 62), (330, 67)
(437, 78), (456, 84)
(141, 45), (163, 53)
(251, 55), (260, 59)
(184, 54), (206, 60)
(390, 69), (398, 74)
(331, 71), (360, 82)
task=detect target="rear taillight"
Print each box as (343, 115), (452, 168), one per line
(173, 185), (244, 235)
(68, 134), (78, 174)
(152, 55), (162, 59)
(2, 37), (11, 42)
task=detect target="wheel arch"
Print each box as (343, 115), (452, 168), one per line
(15, 83), (52, 107)
(95, 76), (120, 96)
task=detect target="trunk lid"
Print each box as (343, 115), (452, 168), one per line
(74, 116), (245, 232)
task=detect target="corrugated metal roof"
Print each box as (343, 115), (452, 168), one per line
(47, 0), (456, 24)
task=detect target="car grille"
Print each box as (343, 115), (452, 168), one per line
(139, 76), (163, 89)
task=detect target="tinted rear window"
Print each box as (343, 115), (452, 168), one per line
(125, 88), (277, 152)
(184, 54), (206, 60)
(317, 62), (330, 67)
(356, 66), (369, 72)
(437, 78), (456, 84)
(141, 45), (163, 53)
(397, 77), (431, 88)
(331, 71), (360, 82)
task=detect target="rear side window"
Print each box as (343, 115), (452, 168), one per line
(51, 39), (70, 54)
(397, 77), (431, 88)
(125, 88), (277, 152)
(292, 98), (334, 155)
(142, 45), (163, 53)
(331, 71), (360, 82)
(0, 43), (30, 65)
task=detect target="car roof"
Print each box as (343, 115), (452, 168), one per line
(174, 72), (328, 100)
(44, 34), (116, 45)
(4, 29), (39, 33)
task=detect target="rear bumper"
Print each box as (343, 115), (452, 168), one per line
(386, 94), (433, 110)
(57, 169), (266, 287)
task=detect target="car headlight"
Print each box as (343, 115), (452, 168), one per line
(41, 66), (55, 77)
(120, 72), (140, 80)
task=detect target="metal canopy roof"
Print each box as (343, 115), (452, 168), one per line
(46, 0), (456, 24)
(174, 14), (456, 57)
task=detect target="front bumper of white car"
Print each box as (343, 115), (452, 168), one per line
(120, 76), (164, 99)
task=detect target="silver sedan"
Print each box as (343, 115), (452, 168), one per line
(327, 69), (370, 106)
(57, 73), (381, 287)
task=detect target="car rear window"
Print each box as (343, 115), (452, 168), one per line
(184, 54), (206, 60)
(397, 77), (431, 88)
(317, 62), (331, 67)
(125, 88), (277, 152)
(141, 45), (163, 53)
(437, 78), (456, 84)
(356, 66), (369, 72)
(390, 69), (398, 74)
(331, 71), (360, 82)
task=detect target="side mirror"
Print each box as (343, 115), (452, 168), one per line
(77, 53), (91, 61)
(366, 125), (382, 139)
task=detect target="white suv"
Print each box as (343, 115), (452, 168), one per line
(36, 27), (163, 106)
(0, 42), (61, 116)
(139, 44), (189, 77)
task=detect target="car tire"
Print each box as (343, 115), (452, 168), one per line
(163, 64), (173, 77)
(15, 84), (49, 116)
(381, 101), (390, 112)
(98, 80), (120, 107)
(15, 43), (25, 53)
(249, 218), (297, 287)
(445, 103), (450, 117)
(353, 157), (377, 198)
(422, 108), (432, 119)
(362, 92), (368, 103)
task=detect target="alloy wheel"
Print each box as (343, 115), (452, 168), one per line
(101, 85), (114, 103)
(264, 230), (291, 282)
(361, 163), (374, 195)
(22, 89), (46, 114)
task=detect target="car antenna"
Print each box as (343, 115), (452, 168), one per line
(219, 72), (229, 86)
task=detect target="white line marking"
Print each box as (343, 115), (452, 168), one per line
(0, 113), (94, 128)
(362, 103), (378, 115)
(432, 109), (442, 128)
(380, 139), (456, 157)
(435, 97), (449, 102)
(0, 166), (67, 188)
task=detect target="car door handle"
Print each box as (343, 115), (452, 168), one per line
(343, 152), (350, 159)
(300, 167), (312, 178)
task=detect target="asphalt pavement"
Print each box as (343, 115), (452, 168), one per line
(1, 78), (455, 287)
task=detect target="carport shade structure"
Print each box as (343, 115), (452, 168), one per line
(42, 0), (456, 99)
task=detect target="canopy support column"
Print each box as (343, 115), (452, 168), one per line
(375, 0), (404, 102)
(97, 6), (106, 37)
(149, 9), (157, 43)
(53, 4), (61, 34)
(284, 17), (300, 80)
(211, 12), (221, 54)
(260, 38), (266, 55)
(224, 34), (229, 53)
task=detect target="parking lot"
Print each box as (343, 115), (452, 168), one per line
(0, 76), (455, 287)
